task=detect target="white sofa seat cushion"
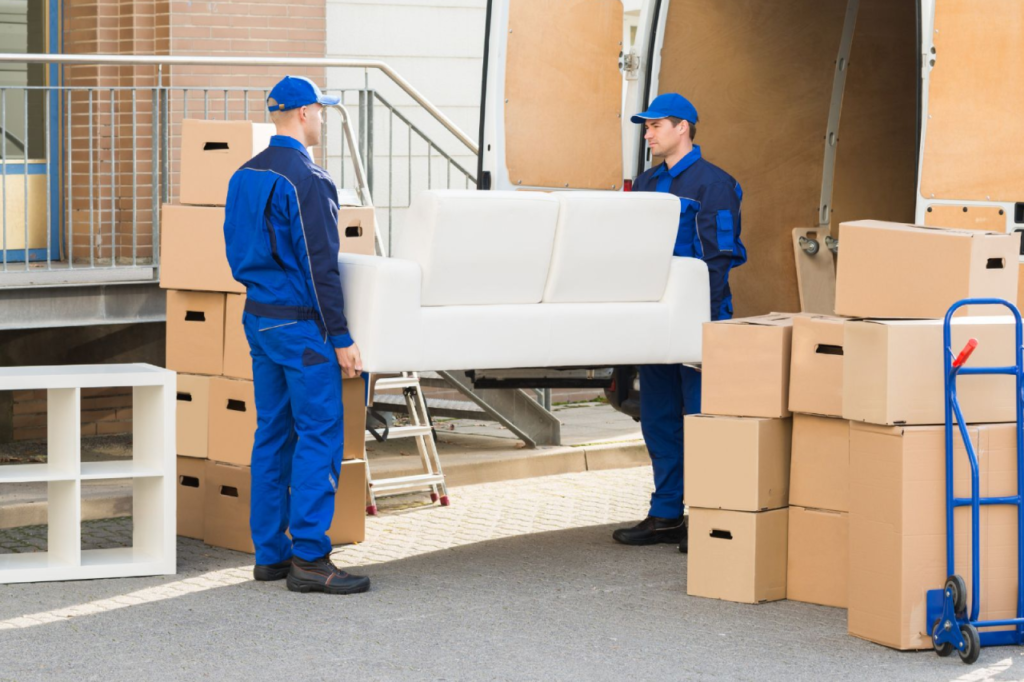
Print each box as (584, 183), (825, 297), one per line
(339, 254), (709, 373)
(542, 191), (681, 303)
(392, 189), (560, 306)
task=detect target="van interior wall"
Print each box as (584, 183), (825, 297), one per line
(657, 0), (918, 317)
(828, 0), (918, 234)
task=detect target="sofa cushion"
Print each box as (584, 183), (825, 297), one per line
(542, 191), (680, 303)
(393, 190), (560, 306)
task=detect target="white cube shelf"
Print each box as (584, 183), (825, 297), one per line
(0, 364), (176, 584)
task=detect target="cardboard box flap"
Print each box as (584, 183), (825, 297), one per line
(716, 313), (798, 328)
(842, 219), (1005, 238)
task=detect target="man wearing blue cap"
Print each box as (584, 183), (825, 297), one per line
(223, 76), (370, 594)
(612, 93), (747, 552)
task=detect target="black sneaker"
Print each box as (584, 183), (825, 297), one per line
(253, 559), (291, 581)
(286, 553), (371, 595)
(612, 516), (685, 546)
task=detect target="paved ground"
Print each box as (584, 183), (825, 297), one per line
(2, 467), (1022, 681)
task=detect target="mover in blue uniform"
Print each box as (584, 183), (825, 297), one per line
(223, 76), (370, 594)
(612, 93), (747, 552)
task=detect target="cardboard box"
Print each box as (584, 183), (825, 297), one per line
(848, 422), (1018, 650)
(208, 376), (365, 467)
(684, 414), (791, 512)
(222, 293), (252, 381)
(687, 507), (788, 604)
(203, 460), (254, 553)
(166, 290), (226, 376)
(337, 207), (377, 256)
(843, 316), (1017, 426)
(834, 220), (1020, 319)
(789, 415), (849, 512)
(786, 506), (848, 608)
(159, 205), (243, 294)
(176, 456), (206, 540)
(702, 314), (796, 419)
(208, 377), (257, 467)
(179, 119), (274, 206)
(788, 315), (845, 417)
(176, 374), (211, 459)
(343, 377), (367, 460)
(203, 459), (366, 554)
(328, 459), (366, 545)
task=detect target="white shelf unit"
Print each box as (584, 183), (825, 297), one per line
(0, 364), (176, 584)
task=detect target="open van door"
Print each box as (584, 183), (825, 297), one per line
(917, 0), (1024, 245)
(478, 0), (625, 192)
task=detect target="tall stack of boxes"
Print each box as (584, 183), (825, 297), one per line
(685, 314), (796, 604)
(836, 220), (1021, 650)
(786, 315), (849, 609)
(165, 119), (374, 554)
(686, 219), (1023, 644)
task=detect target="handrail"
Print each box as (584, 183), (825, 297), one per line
(0, 53), (479, 155)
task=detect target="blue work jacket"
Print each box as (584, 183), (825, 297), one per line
(223, 135), (353, 349)
(632, 145), (747, 321)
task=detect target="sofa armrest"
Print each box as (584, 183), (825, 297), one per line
(662, 256), (710, 363)
(338, 253), (424, 372)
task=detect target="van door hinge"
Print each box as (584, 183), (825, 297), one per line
(619, 49), (640, 81)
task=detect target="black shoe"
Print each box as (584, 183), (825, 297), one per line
(678, 521), (689, 554)
(286, 553), (371, 595)
(612, 516), (685, 546)
(253, 559), (291, 581)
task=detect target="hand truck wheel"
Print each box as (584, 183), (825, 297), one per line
(931, 619), (954, 657)
(958, 623), (980, 664)
(945, 575), (968, 615)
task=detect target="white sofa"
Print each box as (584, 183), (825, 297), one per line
(337, 190), (710, 373)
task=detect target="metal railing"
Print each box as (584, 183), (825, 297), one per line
(0, 54), (478, 283)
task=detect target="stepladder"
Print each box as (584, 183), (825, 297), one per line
(363, 372), (450, 516)
(324, 104), (451, 514)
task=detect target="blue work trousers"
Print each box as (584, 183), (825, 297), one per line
(638, 364), (702, 520)
(242, 314), (345, 564)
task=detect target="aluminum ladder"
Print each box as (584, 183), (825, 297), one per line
(327, 103), (451, 515)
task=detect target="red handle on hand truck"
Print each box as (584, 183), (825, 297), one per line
(952, 338), (979, 368)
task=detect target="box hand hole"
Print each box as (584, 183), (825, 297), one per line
(814, 344), (844, 356)
(184, 311), (206, 322)
(203, 141), (229, 151)
(220, 486), (239, 498)
(985, 258), (1005, 270)
(345, 225), (363, 238)
(176, 392), (193, 402)
(226, 399), (247, 412)
(710, 529), (733, 540)
(179, 476), (200, 488)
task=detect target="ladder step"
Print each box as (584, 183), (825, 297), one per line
(370, 473), (446, 490)
(365, 424), (433, 440)
(372, 393), (484, 419)
(373, 377), (421, 390)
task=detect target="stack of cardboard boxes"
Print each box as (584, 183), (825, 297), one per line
(165, 119), (374, 554)
(685, 314), (796, 604)
(684, 219), (1023, 649)
(836, 220), (1021, 650)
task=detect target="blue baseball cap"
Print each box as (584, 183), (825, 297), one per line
(267, 76), (340, 112)
(630, 93), (698, 125)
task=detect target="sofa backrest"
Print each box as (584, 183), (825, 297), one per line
(541, 191), (680, 303)
(393, 190), (560, 306)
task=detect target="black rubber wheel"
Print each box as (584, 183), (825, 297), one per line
(946, 575), (968, 615)
(958, 623), (981, 665)
(932, 619), (954, 657)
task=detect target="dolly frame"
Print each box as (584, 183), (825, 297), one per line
(926, 298), (1024, 663)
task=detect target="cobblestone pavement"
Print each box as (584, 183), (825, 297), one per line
(2, 468), (1024, 681)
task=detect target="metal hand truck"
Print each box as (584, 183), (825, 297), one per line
(927, 297), (1024, 664)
